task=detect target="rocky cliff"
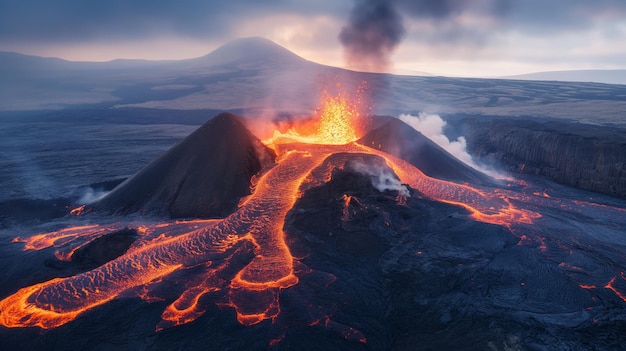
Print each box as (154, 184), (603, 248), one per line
(460, 119), (626, 199)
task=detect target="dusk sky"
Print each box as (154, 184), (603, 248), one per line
(1, 0), (625, 77)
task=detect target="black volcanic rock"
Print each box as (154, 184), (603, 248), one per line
(461, 119), (626, 199)
(358, 117), (493, 184)
(282, 154), (524, 349)
(70, 229), (138, 269)
(92, 112), (275, 218)
(0, 198), (71, 228)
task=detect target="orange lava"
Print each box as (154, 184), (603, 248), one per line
(341, 194), (353, 221)
(579, 284), (597, 289)
(352, 144), (541, 228)
(605, 277), (626, 303)
(4, 83), (620, 347)
(69, 205), (86, 216)
(264, 82), (365, 146)
(15, 224), (114, 252)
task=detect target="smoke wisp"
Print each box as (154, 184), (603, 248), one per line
(399, 113), (501, 178)
(349, 161), (410, 197)
(78, 187), (110, 204)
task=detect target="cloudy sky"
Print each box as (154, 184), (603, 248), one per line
(1, 0), (625, 77)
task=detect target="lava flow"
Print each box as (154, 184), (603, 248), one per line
(3, 82), (613, 343)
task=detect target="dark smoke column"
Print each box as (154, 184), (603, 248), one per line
(339, 0), (405, 72)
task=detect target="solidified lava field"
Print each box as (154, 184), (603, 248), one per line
(0, 106), (625, 350)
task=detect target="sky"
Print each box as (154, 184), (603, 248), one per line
(1, 0), (625, 77)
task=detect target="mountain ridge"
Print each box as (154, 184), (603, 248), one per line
(1, 36), (626, 129)
(499, 69), (626, 85)
(0, 37), (309, 70)
(189, 37), (308, 67)
(4, 41), (625, 85)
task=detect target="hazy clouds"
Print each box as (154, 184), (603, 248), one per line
(0, 0), (337, 43)
(0, 0), (624, 75)
(4, 0), (623, 44)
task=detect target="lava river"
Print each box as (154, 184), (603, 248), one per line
(1, 89), (625, 344)
(0, 137), (546, 331)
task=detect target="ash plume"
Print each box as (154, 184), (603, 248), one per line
(339, 0), (405, 72)
(339, 0), (483, 72)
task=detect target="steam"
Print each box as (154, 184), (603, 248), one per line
(339, 0), (405, 72)
(349, 161), (410, 197)
(399, 113), (501, 178)
(77, 187), (109, 204)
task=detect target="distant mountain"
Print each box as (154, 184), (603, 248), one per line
(189, 37), (307, 67)
(0, 37), (329, 111)
(501, 70), (626, 85)
(1, 37), (626, 128)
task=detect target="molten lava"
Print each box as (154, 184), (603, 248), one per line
(1, 84), (624, 347)
(265, 83), (365, 146)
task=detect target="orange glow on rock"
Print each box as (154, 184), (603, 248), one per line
(579, 284), (597, 289)
(341, 194), (353, 221)
(69, 205), (86, 216)
(605, 277), (626, 303)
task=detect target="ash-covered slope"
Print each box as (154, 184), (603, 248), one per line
(358, 117), (493, 184)
(92, 112), (275, 218)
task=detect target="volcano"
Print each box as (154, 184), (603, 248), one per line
(0, 108), (625, 350)
(358, 116), (493, 184)
(92, 112), (275, 218)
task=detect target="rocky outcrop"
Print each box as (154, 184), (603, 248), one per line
(461, 119), (626, 198)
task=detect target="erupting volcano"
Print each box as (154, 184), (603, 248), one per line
(1, 85), (626, 350)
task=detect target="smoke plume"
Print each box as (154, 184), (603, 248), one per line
(339, 0), (405, 72)
(399, 113), (500, 178)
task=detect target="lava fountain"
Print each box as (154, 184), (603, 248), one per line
(264, 82), (367, 146)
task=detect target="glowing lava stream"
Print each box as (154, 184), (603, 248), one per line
(0, 147), (346, 329)
(4, 77), (624, 340)
(0, 139), (545, 330)
(352, 144), (541, 227)
(0, 80), (544, 332)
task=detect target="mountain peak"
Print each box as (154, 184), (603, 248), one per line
(195, 37), (307, 67)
